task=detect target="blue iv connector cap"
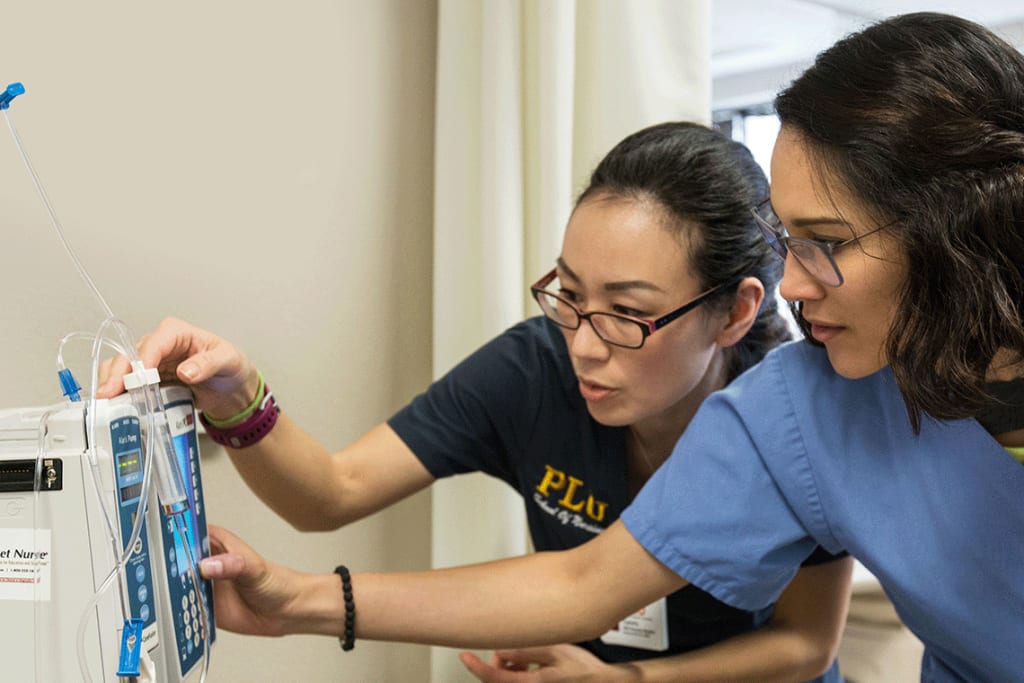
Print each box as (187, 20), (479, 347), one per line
(58, 368), (82, 402)
(117, 618), (145, 677)
(0, 82), (25, 110)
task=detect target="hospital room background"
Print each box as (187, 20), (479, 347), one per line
(2, 1), (1021, 681)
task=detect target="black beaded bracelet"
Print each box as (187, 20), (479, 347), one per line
(334, 565), (356, 651)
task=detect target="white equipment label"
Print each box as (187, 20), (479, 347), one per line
(0, 528), (52, 600)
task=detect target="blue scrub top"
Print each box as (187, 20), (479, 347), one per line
(623, 341), (1024, 683)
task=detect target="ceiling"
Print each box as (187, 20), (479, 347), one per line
(710, 0), (1024, 109)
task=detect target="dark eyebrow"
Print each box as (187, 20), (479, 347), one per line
(788, 217), (852, 229)
(555, 257), (579, 282)
(556, 257), (663, 293)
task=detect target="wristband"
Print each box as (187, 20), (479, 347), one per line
(202, 372), (266, 428)
(199, 385), (280, 448)
(334, 565), (356, 651)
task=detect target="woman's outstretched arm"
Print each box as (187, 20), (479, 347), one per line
(200, 520), (686, 648)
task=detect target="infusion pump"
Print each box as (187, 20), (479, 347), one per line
(0, 386), (215, 682)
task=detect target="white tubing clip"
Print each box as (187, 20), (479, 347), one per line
(123, 361), (161, 390)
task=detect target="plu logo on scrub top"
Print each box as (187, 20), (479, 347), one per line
(535, 464), (609, 523)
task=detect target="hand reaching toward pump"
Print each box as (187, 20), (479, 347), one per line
(198, 525), (340, 638)
(96, 317), (259, 421)
(459, 644), (633, 683)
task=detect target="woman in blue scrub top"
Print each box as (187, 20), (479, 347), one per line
(185, 12), (1024, 681)
(100, 122), (852, 680)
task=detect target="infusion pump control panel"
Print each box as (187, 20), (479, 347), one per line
(0, 386), (215, 682)
(149, 390), (216, 678)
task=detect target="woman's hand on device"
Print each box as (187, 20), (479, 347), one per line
(96, 317), (259, 420)
(198, 525), (311, 637)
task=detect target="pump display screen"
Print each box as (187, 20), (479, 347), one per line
(119, 481), (143, 503)
(116, 448), (143, 503)
(118, 451), (141, 476)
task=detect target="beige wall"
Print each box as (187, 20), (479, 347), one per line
(0, 1), (436, 680)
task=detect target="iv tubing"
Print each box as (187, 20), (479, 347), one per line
(76, 318), (160, 683)
(57, 331), (131, 374)
(7, 86), (209, 682)
(5, 111), (154, 652)
(57, 328), (134, 558)
(4, 82), (188, 548)
(1, 96), (143, 683)
(3, 110), (116, 320)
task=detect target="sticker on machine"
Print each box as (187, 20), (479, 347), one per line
(0, 528), (52, 600)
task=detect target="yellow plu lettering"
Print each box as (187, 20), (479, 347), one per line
(535, 464), (609, 523)
(559, 476), (586, 511)
(536, 465), (567, 496)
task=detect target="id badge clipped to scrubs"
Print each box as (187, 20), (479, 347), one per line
(599, 597), (668, 651)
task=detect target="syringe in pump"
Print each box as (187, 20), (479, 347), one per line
(122, 361), (189, 514)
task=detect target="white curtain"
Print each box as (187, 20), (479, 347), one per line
(431, 1), (709, 679)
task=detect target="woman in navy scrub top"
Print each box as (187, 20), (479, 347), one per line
(101, 121), (852, 681)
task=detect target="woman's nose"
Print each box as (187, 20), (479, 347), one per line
(779, 251), (825, 304)
(568, 317), (612, 361)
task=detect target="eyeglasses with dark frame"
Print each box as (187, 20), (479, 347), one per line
(751, 201), (887, 287)
(530, 268), (742, 350)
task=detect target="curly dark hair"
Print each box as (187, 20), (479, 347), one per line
(578, 121), (791, 381)
(774, 12), (1024, 431)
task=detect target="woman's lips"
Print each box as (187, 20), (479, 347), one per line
(578, 378), (614, 402)
(810, 323), (843, 343)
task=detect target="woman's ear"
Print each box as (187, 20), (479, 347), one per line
(716, 277), (765, 348)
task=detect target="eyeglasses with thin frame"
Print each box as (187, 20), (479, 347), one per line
(751, 201), (887, 287)
(530, 268), (741, 349)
